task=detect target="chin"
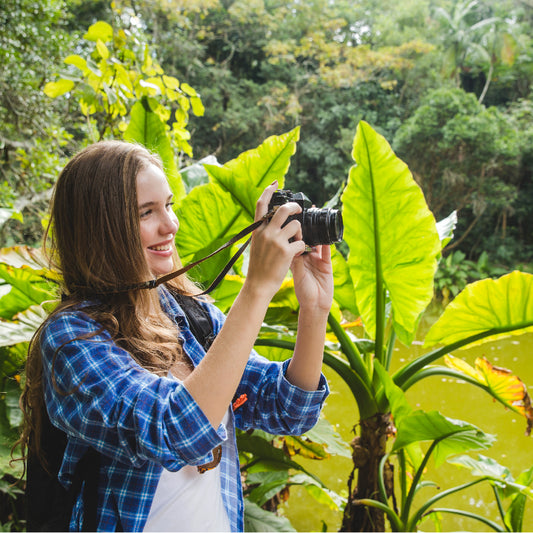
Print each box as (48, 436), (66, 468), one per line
(150, 261), (175, 277)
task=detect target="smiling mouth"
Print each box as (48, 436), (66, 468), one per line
(149, 244), (172, 251)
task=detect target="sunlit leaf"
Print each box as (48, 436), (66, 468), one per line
(445, 354), (533, 436)
(425, 271), (533, 348)
(0, 305), (49, 347)
(331, 247), (358, 316)
(436, 211), (457, 250)
(124, 99), (185, 201)
(176, 184), (251, 286)
(43, 79), (74, 98)
(84, 21), (113, 43)
(176, 130), (298, 288)
(64, 54), (87, 72)
(448, 454), (533, 500)
(283, 435), (330, 460)
(205, 128), (298, 219)
(448, 454), (512, 481)
(341, 121), (440, 345)
(0, 246), (50, 272)
(96, 39), (109, 60)
(0, 263), (55, 319)
(180, 82), (197, 96)
(190, 96), (205, 116)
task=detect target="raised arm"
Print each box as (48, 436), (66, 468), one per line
(183, 181), (307, 427)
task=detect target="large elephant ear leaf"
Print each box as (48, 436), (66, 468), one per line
(425, 271), (533, 347)
(204, 127), (300, 219)
(176, 129), (300, 287)
(341, 121), (440, 345)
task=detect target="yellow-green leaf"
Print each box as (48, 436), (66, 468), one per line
(96, 39), (110, 60)
(425, 271), (533, 347)
(190, 96), (205, 116)
(84, 21), (113, 43)
(341, 121), (440, 344)
(180, 82), (197, 96)
(163, 75), (180, 90)
(283, 435), (330, 460)
(43, 79), (74, 98)
(64, 54), (87, 72)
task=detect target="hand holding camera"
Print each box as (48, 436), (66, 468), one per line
(267, 189), (343, 246)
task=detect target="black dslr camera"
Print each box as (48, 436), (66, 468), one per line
(268, 189), (343, 246)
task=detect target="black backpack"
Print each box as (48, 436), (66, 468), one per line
(26, 294), (215, 531)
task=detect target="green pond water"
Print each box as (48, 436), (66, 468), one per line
(281, 331), (533, 532)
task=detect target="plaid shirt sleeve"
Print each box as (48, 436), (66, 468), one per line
(40, 311), (227, 471)
(202, 302), (329, 435)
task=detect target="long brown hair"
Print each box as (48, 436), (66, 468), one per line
(18, 140), (197, 463)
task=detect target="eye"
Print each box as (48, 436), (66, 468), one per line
(166, 201), (174, 210)
(140, 209), (152, 218)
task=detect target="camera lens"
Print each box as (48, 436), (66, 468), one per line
(302, 208), (343, 246)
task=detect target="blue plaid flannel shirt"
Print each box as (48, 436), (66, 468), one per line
(39, 287), (329, 532)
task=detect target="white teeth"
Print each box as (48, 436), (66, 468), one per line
(150, 245), (170, 251)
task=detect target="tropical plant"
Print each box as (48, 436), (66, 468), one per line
(167, 120), (533, 531)
(2, 110), (533, 532)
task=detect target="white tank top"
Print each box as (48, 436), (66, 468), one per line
(143, 411), (231, 532)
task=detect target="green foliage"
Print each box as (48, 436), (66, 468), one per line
(239, 419), (349, 515)
(0, 0), (76, 248)
(2, 0), (533, 528)
(393, 86), (526, 261)
(44, 13), (204, 160)
(434, 250), (508, 303)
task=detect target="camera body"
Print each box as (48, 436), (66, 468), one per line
(268, 189), (343, 246)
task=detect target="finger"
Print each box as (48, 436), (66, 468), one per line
(322, 243), (332, 262)
(289, 239), (307, 258)
(269, 202), (302, 228)
(279, 219), (302, 241)
(255, 180), (279, 222)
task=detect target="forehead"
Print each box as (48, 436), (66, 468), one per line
(136, 164), (171, 202)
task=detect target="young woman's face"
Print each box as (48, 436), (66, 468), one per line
(137, 164), (179, 277)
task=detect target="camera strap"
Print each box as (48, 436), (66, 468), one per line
(86, 212), (274, 296)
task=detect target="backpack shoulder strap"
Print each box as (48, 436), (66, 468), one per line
(166, 288), (216, 351)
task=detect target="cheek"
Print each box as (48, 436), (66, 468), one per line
(139, 221), (151, 248)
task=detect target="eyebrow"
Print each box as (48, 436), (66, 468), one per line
(138, 195), (173, 210)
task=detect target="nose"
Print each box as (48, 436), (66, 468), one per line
(161, 210), (179, 235)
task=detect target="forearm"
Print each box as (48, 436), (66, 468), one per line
(183, 282), (271, 428)
(285, 307), (328, 391)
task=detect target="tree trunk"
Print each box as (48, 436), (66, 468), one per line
(340, 413), (394, 532)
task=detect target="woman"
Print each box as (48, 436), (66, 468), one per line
(20, 140), (333, 531)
